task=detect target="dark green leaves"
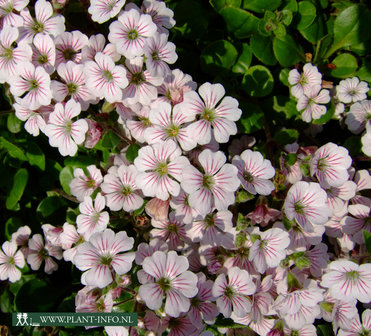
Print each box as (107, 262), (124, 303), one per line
(219, 7), (259, 38)
(6, 168), (29, 210)
(201, 40), (238, 75)
(325, 4), (371, 58)
(242, 65), (274, 97)
(273, 34), (304, 66)
(330, 53), (358, 78)
(243, 0), (281, 13)
(295, 1), (316, 30)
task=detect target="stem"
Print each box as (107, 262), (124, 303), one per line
(52, 189), (79, 203)
(113, 297), (135, 307)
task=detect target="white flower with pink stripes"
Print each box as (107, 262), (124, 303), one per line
(0, 0), (29, 27)
(0, 26), (31, 83)
(74, 229), (135, 288)
(76, 193), (109, 240)
(182, 82), (242, 144)
(134, 139), (190, 201)
(212, 266), (256, 318)
(284, 181), (332, 232)
(181, 149), (240, 216)
(311, 142), (352, 188)
(144, 32), (177, 77)
(108, 8), (157, 59)
(248, 227), (290, 274)
(100, 164), (144, 212)
(84, 52), (128, 103)
(0, 241), (25, 282)
(44, 100), (88, 156)
(9, 62), (52, 110)
(31, 33), (56, 75)
(338, 309), (371, 336)
(88, 0), (126, 24)
(232, 149), (275, 196)
(321, 260), (371, 303)
(54, 30), (88, 66)
(288, 63), (322, 99)
(19, 0), (65, 42)
(138, 250), (198, 317)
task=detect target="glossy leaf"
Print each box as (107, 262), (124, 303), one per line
(7, 113), (22, 134)
(299, 13), (327, 43)
(220, 7), (259, 38)
(101, 130), (121, 150)
(5, 217), (23, 240)
(273, 96), (298, 118)
(232, 43), (253, 74)
(126, 143), (140, 163)
(59, 166), (74, 195)
(296, 1), (316, 30)
(209, 0), (241, 12)
(250, 34), (277, 65)
(26, 141), (45, 171)
(363, 230), (371, 254)
(0, 137), (27, 161)
(242, 65), (274, 97)
(330, 53), (358, 78)
(201, 40), (238, 75)
(243, 0), (281, 13)
(239, 102), (265, 133)
(273, 34), (304, 66)
(325, 5), (371, 58)
(6, 168), (29, 210)
(355, 59), (371, 83)
(274, 128), (299, 145)
(37, 196), (67, 218)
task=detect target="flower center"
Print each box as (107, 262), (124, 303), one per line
(167, 222), (178, 234)
(204, 214), (215, 228)
(127, 29), (139, 40)
(29, 79), (39, 90)
(1, 47), (13, 60)
(139, 116), (151, 127)
(299, 73), (308, 85)
(67, 82), (79, 94)
(86, 178), (96, 189)
(155, 162), (168, 176)
(157, 277), (171, 292)
(7, 256), (15, 265)
(100, 254), (113, 265)
(1, 2), (14, 13)
(224, 285), (235, 299)
(359, 329), (370, 336)
(152, 51), (160, 61)
(103, 70), (113, 82)
(316, 157), (327, 171)
(243, 171), (254, 183)
(166, 124), (180, 138)
(130, 72), (145, 85)
(32, 21), (44, 33)
(202, 174), (214, 189)
(64, 120), (72, 133)
(38, 54), (49, 65)
(202, 108), (216, 122)
(121, 185), (132, 196)
(62, 48), (77, 61)
(294, 201), (305, 215)
(345, 270), (359, 280)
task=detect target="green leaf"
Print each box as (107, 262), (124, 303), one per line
(232, 43), (252, 74)
(282, 0), (298, 12)
(5, 217), (23, 240)
(273, 34), (304, 66)
(363, 230), (371, 254)
(59, 166), (74, 195)
(250, 34), (277, 66)
(274, 129), (299, 145)
(0, 137), (27, 161)
(295, 1), (316, 30)
(239, 102), (265, 133)
(37, 196), (67, 218)
(330, 53), (358, 78)
(313, 34), (333, 63)
(299, 13), (327, 43)
(200, 40), (238, 75)
(7, 113), (22, 134)
(325, 5), (371, 58)
(26, 141), (45, 171)
(279, 69), (290, 86)
(101, 130), (121, 150)
(273, 96), (298, 119)
(126, 143), (140, 163)
(64, 156), (95, 169)
(279, 9), (293, 26)
(317, 324), (334, 336)
(209, 0), (241, 12)
(355, 59), (371, 83)
(285, 153), (297, 166)
(219, 7), (259, 39)
(6, 168), (29, 210)
(343, 136), (362, 157)
(242, 65), (274, 97)
(243, 0), (281, 13)
(0, 289), (12, 313)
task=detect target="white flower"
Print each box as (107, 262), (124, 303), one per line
(88, 0), (126, 24)
(288, 63), (322, 99)
(0, 241), (25, 282)
(296, 85), (330, 122)
(336, 77), (369, 104)
(345, 100), (371, 134)
(44, 100), (88, 156)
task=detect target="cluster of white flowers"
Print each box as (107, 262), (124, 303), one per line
(0, 1), (371, 336)
(289, 63), (370, 157)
